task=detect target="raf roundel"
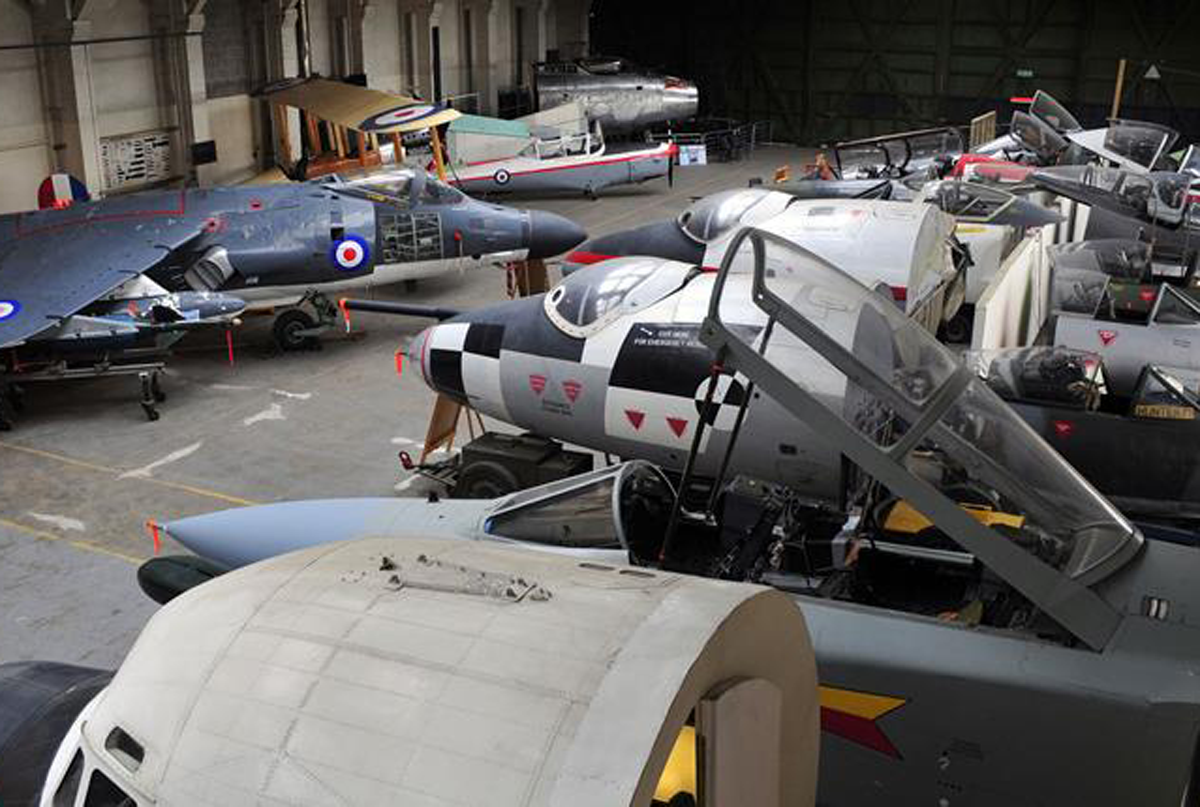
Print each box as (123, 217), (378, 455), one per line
(0, 300), (20, 322)
(330, 235), (371, 272)
(360, 104), (440, 131)
(494, 168), (512, 185)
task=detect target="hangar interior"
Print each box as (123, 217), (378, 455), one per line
(3, 1), (1200, 805)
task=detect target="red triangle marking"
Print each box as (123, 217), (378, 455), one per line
(625, 409), (645, 429)
(666, 417), (688, 438)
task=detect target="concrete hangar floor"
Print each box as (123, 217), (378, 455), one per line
(0, 144), (814, 668)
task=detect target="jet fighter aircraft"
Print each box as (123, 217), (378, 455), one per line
(0, 168), (585, 352)
(532, 55), (699, 134)
(561, 187), (968, 332)
(1033, 162), (1199, 249)
(154, 231), (1200, 806)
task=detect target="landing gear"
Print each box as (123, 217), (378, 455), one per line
(0, 383), (16, 431)
(139, 371), (164, 421)
(273, 309), (320, 351)
(272, 291), (340, 351)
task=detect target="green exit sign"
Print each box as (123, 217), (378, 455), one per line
(1016, 68), (1035, 79)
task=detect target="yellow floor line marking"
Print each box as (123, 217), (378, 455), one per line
(0, 515), (142, 565)
(0, 441), (259, 506)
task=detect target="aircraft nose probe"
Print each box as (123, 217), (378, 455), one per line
(526, 210), (588, 260)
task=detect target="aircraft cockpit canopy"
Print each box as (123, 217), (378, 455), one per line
(1010, 110), (1068, 161)
(719, 230), (1141, 584)
(544, 256), (695, 338)
(678, 189), (783, 243)
(1029, 90), (1082, 133)
(923, 180), (1015, 222)
(1103, 120), (1179, 171)
(331, 168), (465, 206)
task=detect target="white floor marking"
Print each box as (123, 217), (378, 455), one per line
(119, 441), (204, 479)
(390, 436), (417, 445)
(210, 383), (257, 391)
(26, 512), (86, 532)
(272, 389), (313, 400)
(243, 403), (285, 426)
(393, 475), (420, 491)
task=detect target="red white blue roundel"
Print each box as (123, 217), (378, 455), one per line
(493, 168), (512, 185)
(360, 104), (441, 131)
(330, 235), (370, 272)
(0, 300), (20, 321)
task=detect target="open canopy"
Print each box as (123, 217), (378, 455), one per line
(262, 77), (461, 134)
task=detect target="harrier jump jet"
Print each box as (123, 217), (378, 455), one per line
(0, 169), (584, 353)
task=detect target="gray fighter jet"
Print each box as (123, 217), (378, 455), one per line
(155, 231), (1200, 805)
(0, 168), (585, 352)
(532, 56), (699, 134)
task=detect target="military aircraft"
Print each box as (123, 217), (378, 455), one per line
(0, 278), (245, 427)
(561, 187), (968, 332)
(969, 345), (1200, 521)
(532, 56), (699, 134)
(1, 535), (817, 807)
(0, 168), (585, 353)
(1044, 239), (1200, 397)
(151, 230), (1200, 805)
(574, 181), (1060, 340)
(1032, 162), (1199, 249)
(396, 227), (963, 500)
(444, 127), (677, 197)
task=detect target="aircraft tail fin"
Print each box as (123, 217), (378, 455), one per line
(36, 173), (90, 210)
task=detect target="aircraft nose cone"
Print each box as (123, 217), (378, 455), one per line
(527, 210), (587, 260)
(163, 500), (378, 569)
(408, 326), (434, 387)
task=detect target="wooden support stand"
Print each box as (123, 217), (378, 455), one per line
(420, 393), (485, 462)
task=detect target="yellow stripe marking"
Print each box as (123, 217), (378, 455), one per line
(0, 515), (142, 565)
(0, 441), (259, 506)
(819, 685), (906, 720)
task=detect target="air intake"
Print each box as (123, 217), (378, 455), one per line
(184, 246), (235, 291)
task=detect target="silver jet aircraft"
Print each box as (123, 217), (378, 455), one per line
(157, 231), (1200, 806)
(532, 56), (699, 134)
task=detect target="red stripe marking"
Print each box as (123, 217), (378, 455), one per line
(450, 144), (675, 184)
(146, 520), (161, 554)
(1009, 96), (1035, 104)
(16, 189), (188, 238)
(394, 347), (404, 378)
(890, 286), (907, 302)
(820, 707), (902, 759)
(565, 250), (616, 265)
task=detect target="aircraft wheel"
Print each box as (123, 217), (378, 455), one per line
(143, 405), (160, 422)
(455, 460), (520, 499)
(939, 310), (972, 345)
(273, 309), (318, 351)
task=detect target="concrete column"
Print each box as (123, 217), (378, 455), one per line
(31, 2), (103, 192)
(264, 0), (301, 164)
(482, 0), (510, 115)
(536, 0), (551, 61)
(150, 0), (212, 185)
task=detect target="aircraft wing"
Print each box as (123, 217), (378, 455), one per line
(262, 77), (461, 134)
(0, 217), (201, 348)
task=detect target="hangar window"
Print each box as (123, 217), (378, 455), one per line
(545, 257), (694, 337)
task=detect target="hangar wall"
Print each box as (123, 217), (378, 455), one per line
(591, 0), (1200, 146)
(0, 0), (590, 215)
